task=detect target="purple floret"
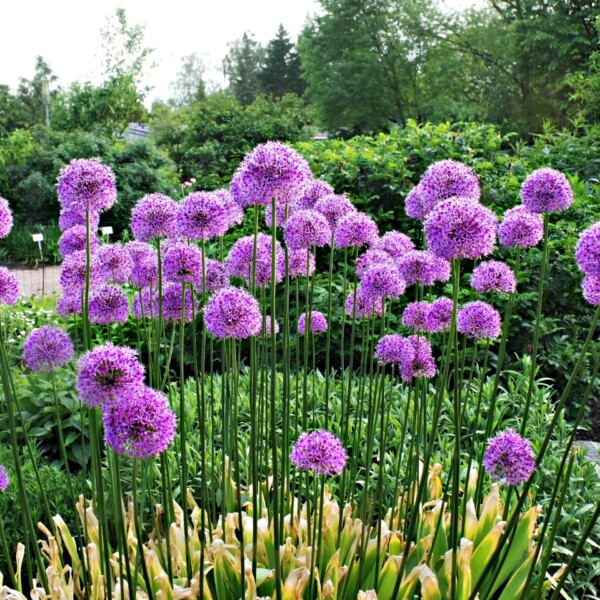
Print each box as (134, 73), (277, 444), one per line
(470, 260), (516, 294)
(314, 194), (357, 230)
(57, 158), (117, 213)
(0, 196), (14, 238)
(127, 242), (159, 288)
(359, 264), (406, 300)
(0, 267), (19, 305)
(399, 335), (437, 382)
(356, 249), (395, 278)
(402, 302), (431, 332)
(372, 231), (415, 259)
(157, 282), (199, 322)
(345, 287), (383, 318)
(0, 465), (8, 492)
(103, 386), (176, 459)
(498, 206), (544, 249)
(23, 326), (74, 372)
(520, 168), (573, 214)
(397, 250), (450, 286)
(177, 191), (230, 240)
(425, 297), (453, 333)
(298, 311), (328, 335)
(204, 286), (262, 339)
(374, 334), (408, 366)
(58, 208), (100, 232)
(457, 301), (502, 340)
(284, 209), (332, 250)
(288, 249), (316, 279)
(225, 233), (285, 288)
(335, 212), (379, 249)
(290, 430), (347, 475)
(130, 193), (178, 241)
(582, 275), (600, 306)
(89, 285), (129, 324)
(97, 244), (133, 285)
(484, 429), (536, 485)
(576, 222), (600, 277)
(296, 179), (335, 211)
(162, 241), (203, 285)
(59, 225), (100, 257)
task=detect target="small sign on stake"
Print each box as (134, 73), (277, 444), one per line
(100, 226), (113, 239)
(32, 233), (44, 259)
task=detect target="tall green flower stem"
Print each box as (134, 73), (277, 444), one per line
(111, 452), (133, 600)
(301, 249), (313, 432)
(0, 511), (17, 589)
(132, 459), (154, 600)
(309, 473), (326, 599)
(323, 234), (336, 430)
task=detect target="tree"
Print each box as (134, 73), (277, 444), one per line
(15, 56), (58, 126)
(223, 32), (265, 106)
(169, 53), (207, 107)
(0, 85), (31, 136)
(259, 25), (306, 98)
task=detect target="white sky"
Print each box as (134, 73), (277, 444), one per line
(1, 0), (322, 104)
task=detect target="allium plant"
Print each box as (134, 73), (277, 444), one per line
(0, 196), (14, 238)
(57, 158), (117, 213)
(130, 193), (178, 241)
(0, 267), (20, 305)
(22, 326), (74, 372)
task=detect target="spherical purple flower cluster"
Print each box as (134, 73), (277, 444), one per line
(298, 311), (328, 335)
(225, 233), (285, 288)
(424, 198), (497, 260)
(582, 275), (600, 306)
(359, 264), (406, 300)
(399, 335), (437, 382)
(162, 241), (203, 284)
(57, 158), (117, 213)
(314, 194), (357, 230)
(23, 326), (74, 372)
(405, 185), (428, 221)
(0, 196), (14, 238)
(483, 429), (536, 485)
(77, 342), (145, 408)
(0, 267), (19, 305)
(196, 259), (229, 293)
(498, 206), (544, 249)
(59, 226), (100, 257)
(230, 142), (313, 208)
(158, 282), (199, 322)
(103, 386), (176, 459)
(576, 222), (600, 276)
(356, 249), (395, 278)
(97, 244), (133, 284)
(204, 286), (262, 339)
(56, 293), (82, 317)
(127, 242), (158, 288)
(402, 302), (431, 332)
(261, 315), (280, 336)
(89, 285), (129, 324)
(60, 250), (101, 293)
(471, 260), (516, 294)
(397, 250), (450, 286)
(425, 297), (453, 333)
(133, 288), (154, 319)
(58, 209), (100, 232)
(372, 231), (415, 259)
(177, 191), (230, 240)
(213, 188), (244, 228)
(130, 193), (178, 241)
(457, 301), (501, 340)
(290, 430), (347, 476)
(284, 209), (332, 250)
(520, 168), (573, 214)
(0, 465), (8, 492)
(345, 287), (383, 319)
(374, 334), (407, 365)
(334, 212), (379, 248)
(296, 179), (335, 211)
(288, 249), (316, 279)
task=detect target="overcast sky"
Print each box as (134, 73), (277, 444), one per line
(1, 0), (322, 104)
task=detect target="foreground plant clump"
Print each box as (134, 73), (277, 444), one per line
(0, 145), (599, 599)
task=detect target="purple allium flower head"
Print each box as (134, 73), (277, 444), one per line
(284, 209), (332, 250)
(58, 208), (100, 232)
(296, 179), (335, 211)
(520, 168), (573, 214)
(335, 212), (379, 249)
(23, 326), (74, 372)
(359, 264), (406, 300)
(103, 386), (176, 459)
(261, 315), (280, 336)
(177, 191), (230, 240)
(57, 158), (117, 213)
(405, 184), (428, 221)
(288, 249), (316, 279)
(89, 285), (129, 324)
(290, 430), (347, 476)
(457, 301), (501, 340)
(498, 206), (544, 249)
(59, 225), (100, 257)
(225, 233), (285, 288)
(372, 231), (415, 260)
(374, 334), (407, 366)
(77, 342), (145, 408)
(345, 287), (383, 318)
(127, 242), (158, 288)
(314, 194), (357, 231)
(204, 286), (262, 339)
(483, 429), (536, 485)
(162, 241), (203, 284)
(582, 275), (600, 306)
(399, 335), (437, 381)
(298, 311), (328, 335)
(0, 465), (8, 492)
(97, 244), (133, 285)
(230, 141), (313, 208)
(0, 196), (14, 238)
(356, 249), (395, 278)
(471, 260), (516, 294)
(576, 222), (600, 276)
(418, 159), (480, 217)
(213, 188), (244, 228)
(0, 267), (19, 305)
(397, 250), (449, 286)
(56, 292), (82, 317)
(424, 197), (497, 260)
(60, 250), (101, 293)
(425, 297), (453, 333)
(196, 259), (229, 293)
(130, 193), (178, 241)
(402, 302), (431, 332)
(156, 282), (198, 322)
